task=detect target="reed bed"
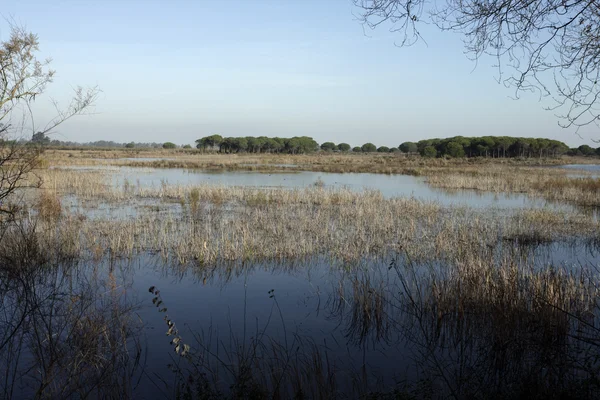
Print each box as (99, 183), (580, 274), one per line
(389, 250), (600, 399)
(0, 223), (143, 399)
(14, 177), (600, 269)
(4, 166), (600, 398)
(133, 232), (600, 399)
(37, 152), (600, 212)
(426, 167), (600, 207)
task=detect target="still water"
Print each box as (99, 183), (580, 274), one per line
(16, 165), (596, 398)
(128, 239), (600, 398)
(59, 165), (568, 211)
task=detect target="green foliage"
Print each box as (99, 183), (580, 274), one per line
(414, 136), (570, 158)
(125, 142), (135, 149)
(195, 134), (223, 150)
(338, 143), (351, 152)
(183, 144), (191, 149)
(445, 141), (465, 158)
(361, 143), (377, 152)
(189, 134), (578, 159)
(422, 146), (437, 158)
(578, 144), (596, 156)
(399, 142), (418, 153)
(196, 135), (318, 154)
(320, 142), (337, 151)
(162, 142), (177, 149)
(220, 137), (249, 153)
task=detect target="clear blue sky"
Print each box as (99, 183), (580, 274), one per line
(3, 0), (597, 147)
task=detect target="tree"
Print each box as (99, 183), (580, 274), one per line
(195, 134), (223, 151)
(183, 144), (192, 149)
(354, 0), (600, 130)
(162, 142), (176, 149)
(421, 146), (437, 158)
(338, 143), (351, 152)
(474, 137), (496, 157)
(0, 26), (98, 218)
(246, 136), (263, 153)
(361, 143), (377, 152)
(125, 142), (135, 149)
(284, 136), (319, 154)
(320, 142), (337, 151)
(578, 144), (596, 156)
(445, 141), (465, 158)
(377, 146), (390, 153)
(235, 137), (248, 153)
(399, 142), (418, 153)
(352, 146), (362, 152)
(31, 132), (50, 145)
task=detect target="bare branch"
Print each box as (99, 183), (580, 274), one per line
(355, 0), (600, 131)
(0, 24), (97, 219)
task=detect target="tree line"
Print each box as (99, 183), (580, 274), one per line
(194, 134), (600, 158)
(195, 135), (319, 154)
(1, 135), (167, 149)
(398, 136), (599, 158)
(7, 133), (599, 159)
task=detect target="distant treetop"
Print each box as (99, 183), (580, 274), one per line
(195, 135), (319, 154)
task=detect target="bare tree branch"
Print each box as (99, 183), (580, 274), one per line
(354, 0), (600, 131)
(0, 24), (98, 219)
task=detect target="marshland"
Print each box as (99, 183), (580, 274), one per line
(4, 2), (600, 398)
(3, 148), (600, 399)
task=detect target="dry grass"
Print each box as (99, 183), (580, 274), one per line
(42, 149), (587, 174)
(35, 189), (62, 221)
(4, 163), (600, 398)
(0, 220), (143, 398)
(13, 173), (599, 269)
(36, 150), (600, 210)
(426, 166), (600, 206)
(392, 250), (600, 398)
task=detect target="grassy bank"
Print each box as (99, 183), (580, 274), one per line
(42, 149), (597, 174)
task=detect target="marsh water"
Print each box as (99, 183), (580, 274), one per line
(57, 164), (570, 211)
(6, 165), (600, 399)
(51, 237), (599, 399)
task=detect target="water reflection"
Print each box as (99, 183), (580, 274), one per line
(4, 235), (600, 398)
(130, 240), (600, 398)
(0, 228), (143, 399)
(55, 165), (569, 210)
(5, 182), (600, 398)
(557, 163), (600, 179)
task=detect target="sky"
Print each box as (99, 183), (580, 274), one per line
(2, 0), (598, 147)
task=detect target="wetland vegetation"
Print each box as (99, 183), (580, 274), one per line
(2, 16), (600, 400)
(2, 148), (600, 399)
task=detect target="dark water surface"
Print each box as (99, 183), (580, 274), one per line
(123, 239), (600, 398)
(11, 164), (599, 397)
